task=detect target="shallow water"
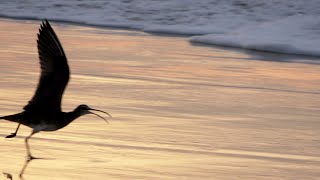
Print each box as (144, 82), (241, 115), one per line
(0, 19), (320, 179)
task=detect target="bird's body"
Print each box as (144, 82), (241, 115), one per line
(2, 110), (74, 132)
(0, 20), (110, 162)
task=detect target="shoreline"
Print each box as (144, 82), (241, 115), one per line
(1, 16), (320, 59)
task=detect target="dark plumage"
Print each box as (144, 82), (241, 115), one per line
(0, 20), (111, 160)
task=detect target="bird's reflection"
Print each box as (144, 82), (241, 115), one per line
(3, 157), (47, 179)
(19, 157), (34, 179)
(3, 172), (13, 180)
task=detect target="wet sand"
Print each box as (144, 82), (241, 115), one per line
(0, 19), (320, 179)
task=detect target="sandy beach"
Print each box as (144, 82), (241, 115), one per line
(0, 19), (320, 179)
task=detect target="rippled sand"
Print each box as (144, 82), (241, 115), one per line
(0, 19), (320, 179)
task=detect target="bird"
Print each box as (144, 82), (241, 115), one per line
(0, 19), (111, 160)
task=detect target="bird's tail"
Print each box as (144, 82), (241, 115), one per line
(0, 113), (23, 123)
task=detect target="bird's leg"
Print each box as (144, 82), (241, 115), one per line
(5, 123), (21, 138)
(25, 131), (38, 161)
(20, 131), (45, 178)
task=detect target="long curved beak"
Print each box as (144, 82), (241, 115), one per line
(88, 108), (112, 124)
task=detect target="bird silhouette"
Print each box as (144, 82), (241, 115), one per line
(0, 20), (111, 160)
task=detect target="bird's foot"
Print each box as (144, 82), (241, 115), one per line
(5, 133), (16, 138)
(26, 154), (42, 161)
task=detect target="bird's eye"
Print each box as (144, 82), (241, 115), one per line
(80, 104), (89, 109)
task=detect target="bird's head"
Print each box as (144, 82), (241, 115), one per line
(75, 104), (111, 123)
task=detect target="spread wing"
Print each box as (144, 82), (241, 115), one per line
(24, 20), (69, 112)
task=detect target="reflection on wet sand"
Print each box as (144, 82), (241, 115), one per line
(19, 156), (54, 179)
(3, 158), (38, 179)
(3, 172), (13, 180)
(1, 19), (320, 179)
(4, 152), (60, 179)
(19, 158), (32, 179)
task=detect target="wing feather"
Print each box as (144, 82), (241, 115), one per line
(24, 20), (70, 113)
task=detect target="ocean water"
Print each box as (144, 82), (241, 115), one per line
(0, 0), (319, 56)
(0, 19), (320, 179)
